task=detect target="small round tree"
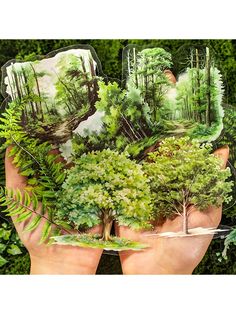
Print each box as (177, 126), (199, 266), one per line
(54, 149), (153, 249)
(143, 137), (233, 234)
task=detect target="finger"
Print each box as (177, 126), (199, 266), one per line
(5, 146), (27, 190)
(213, 145), (229, 169)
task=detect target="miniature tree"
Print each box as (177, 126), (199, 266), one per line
(54, 149), (153, 249)
(143, 137), (233, 234)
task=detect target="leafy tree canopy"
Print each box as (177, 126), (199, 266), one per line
(144, 137), (233, 233)
(55, 149), (153, 241)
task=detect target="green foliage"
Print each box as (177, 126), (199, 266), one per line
(0, 100), (69, 243)
(54, 53), (99, 117)
(0, 253), (30, 274)
(222, 228), (236, 258)
(56, 149), (153, 242)
(0, 39), (236, 273)
(127, 47), (173, 124)
(193, 238), (236, 274)
(0, 222), (26, 267)
(144, 137), (233, 232)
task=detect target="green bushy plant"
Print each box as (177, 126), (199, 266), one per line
(54, 149), (153, 250)
(144, 137), (233, 234)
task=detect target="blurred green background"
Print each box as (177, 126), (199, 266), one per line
(0, 39), (236, 274)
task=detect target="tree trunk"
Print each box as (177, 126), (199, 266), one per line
(102, 213), (113, 241)
(133, 48), (138, 88)
(205, 47), (211, 127)
(183, 204), (188, 234)
(29, 64), (44, 122)
(195, 49), (202, 123)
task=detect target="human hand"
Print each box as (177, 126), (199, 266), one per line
(5, 147), (103, 274)
(116, 146), (229, 274)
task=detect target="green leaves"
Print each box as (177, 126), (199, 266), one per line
(7, 244), (22, 255)
(0, 221), (25, 268)
(0, 99), (68, 243)
(222, 228), (236, 258)
(144, 137), (233, 221)
(0, 256), (8, 267)
(39, 221), (52, 244)
(0, 188), (56, 244)
(56, 149), (153, 232)
(24, 215), (41, 232)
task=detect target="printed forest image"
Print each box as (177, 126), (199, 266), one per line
(3, 48), (100, 144)
(74, 45), (224, 161)
(0, 40), (236, 274)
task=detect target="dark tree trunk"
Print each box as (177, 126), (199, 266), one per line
(30, 64), (44, 122)
(102, 212), (113, 241)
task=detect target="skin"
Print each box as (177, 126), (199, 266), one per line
(117, 146), (229, 274)
(5, 147), (103, 275)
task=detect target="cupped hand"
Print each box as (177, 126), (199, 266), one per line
(5, 147), (103, 274)
(116, 146), (229, 274)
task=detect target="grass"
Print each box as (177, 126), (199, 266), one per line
(51, 234), (149, 251)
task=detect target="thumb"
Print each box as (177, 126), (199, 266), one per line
(5, 146), (27, 190)
(213, 145), (229, 169)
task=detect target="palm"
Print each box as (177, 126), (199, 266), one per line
(5, 148), (103, 274)
(117, 146), (229, 274)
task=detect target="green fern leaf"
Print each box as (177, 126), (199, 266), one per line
(23, 191), (31, 207)
(55, 172), (66, 184)
(24, 215), (42, 232)
(31, 192), (39, 211)
(0, 199), (13, 207)
(39, 221), (52, 244)
(15, 211), (32, 223)
(20, 168), (35, 176)
(16, 188), (23, 204)
(6, 201), (18, 212)
(55, 221), (73, 230)
(47, 228), (62, 246)
(41, 191), (55, 199)
(6, 206), (26, 216)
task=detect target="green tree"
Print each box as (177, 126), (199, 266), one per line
(144, 137), (233, 234)
(127, 47), (173, 124)
(55, 149), (153, 242)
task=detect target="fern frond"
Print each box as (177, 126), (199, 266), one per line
(0, 187), (72, 243)
(39, 221), (52, 244)
(0, 100), (70, 241)
(23, 215), (41, 232)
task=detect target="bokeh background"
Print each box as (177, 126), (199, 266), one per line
(0, 39), (236, 274)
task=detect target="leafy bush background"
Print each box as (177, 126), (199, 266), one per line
(0, 39), (236, 274)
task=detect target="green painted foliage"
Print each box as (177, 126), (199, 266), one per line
(56, 149), (153, 235)
(0, 39), (236, 273)
(144, 137), (233, 232)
